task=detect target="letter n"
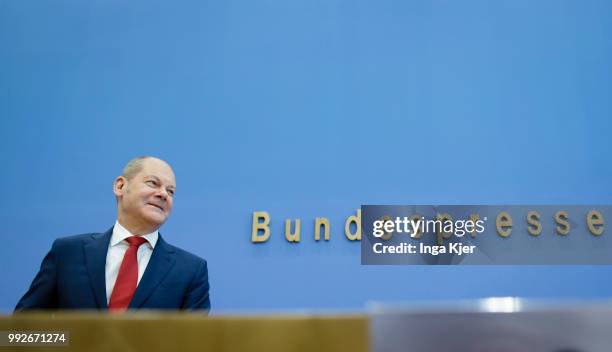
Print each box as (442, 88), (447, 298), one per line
(315, 218), (330, 241)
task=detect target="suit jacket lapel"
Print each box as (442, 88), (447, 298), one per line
(83, 228), (113, 309)
(129, 233), (176, 309)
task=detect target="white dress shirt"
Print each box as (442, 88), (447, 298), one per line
(105, 221), (158, 304)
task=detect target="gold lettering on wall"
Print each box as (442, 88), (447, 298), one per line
(285, 219), (301, 242)
(344, 209), (361, 241)
(314, 217), (330, 241)
(587, 210), (604, 236)
(527, 211), (542, 236)
(555, 211), (570, 236)
(252, 208), (607, 244)
(251, 211), (271, 243)
(496, 211), (512, 237)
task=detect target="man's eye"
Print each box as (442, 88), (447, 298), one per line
(146, 180), (157, 187)
(168, 190), (175, 196)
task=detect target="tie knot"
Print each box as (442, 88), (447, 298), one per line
(126, 236), (148, 247)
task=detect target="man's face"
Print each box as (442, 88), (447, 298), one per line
(114, 158), (176, 233)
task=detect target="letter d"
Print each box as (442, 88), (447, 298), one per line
(345, 209), (362, 241)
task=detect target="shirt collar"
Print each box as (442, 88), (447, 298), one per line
(111, 220), (159, 249)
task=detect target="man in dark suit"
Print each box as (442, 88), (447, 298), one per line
(15, 156), (210, 312)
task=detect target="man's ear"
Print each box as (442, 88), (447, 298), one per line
(113, 176), (127, 197)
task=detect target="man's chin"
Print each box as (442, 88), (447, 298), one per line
(141, 212), (167, 229)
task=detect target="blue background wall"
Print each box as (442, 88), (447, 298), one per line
(1, 0), (612, 312)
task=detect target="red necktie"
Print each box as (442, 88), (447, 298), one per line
(109, 236), (148, 311)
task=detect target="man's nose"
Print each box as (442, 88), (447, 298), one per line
(155, 188), (168, 200)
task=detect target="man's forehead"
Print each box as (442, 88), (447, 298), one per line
(139, 159), (176, 185)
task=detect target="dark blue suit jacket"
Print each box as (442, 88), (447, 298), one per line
(15, 227), (210, 312)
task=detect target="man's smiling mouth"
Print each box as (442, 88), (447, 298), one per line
(147, 203), (164, 211)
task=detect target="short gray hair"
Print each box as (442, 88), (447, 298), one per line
(122, 156), (151, 180)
